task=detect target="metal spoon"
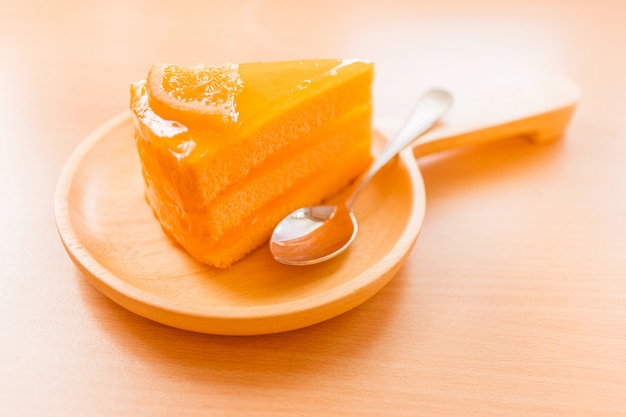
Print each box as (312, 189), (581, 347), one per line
(270, 88), (453, 265)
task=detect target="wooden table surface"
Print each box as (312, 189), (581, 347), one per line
(3, 0), (625, 415)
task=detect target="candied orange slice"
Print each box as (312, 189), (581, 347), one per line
(146, 63), (243, 130)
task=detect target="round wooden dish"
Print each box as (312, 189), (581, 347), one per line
(55, 72), (579, 335)
(55, 113), (424, 335)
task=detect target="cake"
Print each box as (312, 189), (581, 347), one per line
(129, 59), (374, 268)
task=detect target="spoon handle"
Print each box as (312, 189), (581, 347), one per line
(347, 88), (453, 208)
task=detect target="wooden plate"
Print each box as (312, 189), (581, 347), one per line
(55, 113), (425, 335)
(55, 72), (579, 335)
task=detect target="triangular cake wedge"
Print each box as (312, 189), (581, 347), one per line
(130, 59), (374, 268)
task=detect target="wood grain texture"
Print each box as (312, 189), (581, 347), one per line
(3, 0), (626, 416)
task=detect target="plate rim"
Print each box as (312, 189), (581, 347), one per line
(54, 112), (426, 334)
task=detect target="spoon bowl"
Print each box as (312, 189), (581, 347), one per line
(270, 205), (357, 265)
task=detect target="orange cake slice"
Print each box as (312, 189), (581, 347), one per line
(130, 59), (374, 268)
